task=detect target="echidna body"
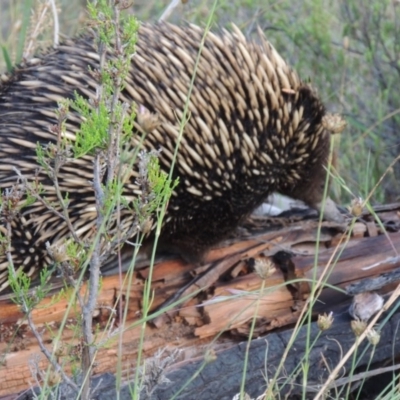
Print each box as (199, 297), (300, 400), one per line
(0, 23), (342, 293)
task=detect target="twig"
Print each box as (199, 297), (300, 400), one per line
(25, 311), (79, 393)
(159, 0), (181, 22)
(307, 362), (400, 392)
(48, 0), (59, 47)
(23, 2), (49, 59)
(80, 153), (104, 400)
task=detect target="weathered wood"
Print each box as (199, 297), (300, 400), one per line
(139, 309), (400, 400)
(1, 204), (400, 398)
(11, 306), (400, 400)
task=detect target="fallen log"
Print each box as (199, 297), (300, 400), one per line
(1, 203), (400, 398)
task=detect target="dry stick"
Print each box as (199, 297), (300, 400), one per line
(159, 0), (181, 21)
(23, 3), (49, 59)
(25, 312), (79, 393)
(80, 153), (105, 400)
(23, 0), (59, 60)
(48, 0), (59, 47)
(307, 362), (400, 393)
(334, 363), (400, 391)
(314, 282), (400, 400)
(80, 42), (107, 382)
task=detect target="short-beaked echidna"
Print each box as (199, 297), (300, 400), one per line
(0, 23), (343, 293)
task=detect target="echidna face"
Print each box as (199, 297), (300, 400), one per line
(0, 23), (338, 291)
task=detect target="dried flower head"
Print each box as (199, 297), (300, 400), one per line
(322, 113), (347, 134)
(253, 257), (276, 280)
(47, 369), (62, 386)
(351, 319), (367, 337)
(136, 104), (160, 132)
(366, 328), (381, 346)
(204, 348), (217, 364)
(317, 312), (334, 331)
(349, 197), (364, 217)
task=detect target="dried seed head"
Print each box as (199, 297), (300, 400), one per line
(53, 340), (66, 357)
(136, 105), (160, 132)
(322, 113), (347, 134)
(140, 217), (153, 235)
(47, 242), (69, 263)
(253, 257), (275, 280)
(48, 369), (62, 387)
(366, 328), (380, 346)
(204, 348), (217, 364)
(351, 319), (367, 337)
(317, 312), (334, 331)
(349, 197), (364, 217)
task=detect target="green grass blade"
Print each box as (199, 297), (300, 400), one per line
(1, 45), (13, 71)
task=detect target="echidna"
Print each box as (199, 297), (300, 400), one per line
(0, 23), (343, 293)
